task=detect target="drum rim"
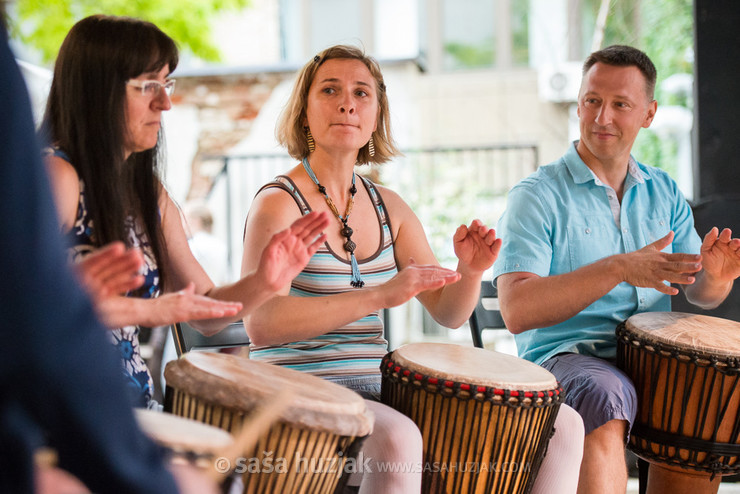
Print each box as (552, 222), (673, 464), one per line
(134, 409), (234, 461)
(620, 312), (740, 362)
(380, 352), (563, 408)
(388, 342), (560, 390)
(616, 322), (740, 372)
(164, 352), (375, 437)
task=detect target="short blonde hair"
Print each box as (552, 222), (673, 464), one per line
(276, 45), (400, 165)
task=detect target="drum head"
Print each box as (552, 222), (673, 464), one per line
(134, 409), (233, 456)
(625, 312), (740, 358)
(391, 342), (558, 391)
(164, 352), (374, 437)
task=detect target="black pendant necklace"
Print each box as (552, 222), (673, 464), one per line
(302, 158), (364, 288)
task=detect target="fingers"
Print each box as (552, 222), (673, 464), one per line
(489, 237), (503, 258)
(290, 211), (331, 241)
(654, 282), (680, 296)
(306, 233), (327, 256)
(702, 227), (719, 251)
(453, 224), (468, 243)
(650, 231), (675, 251)
(166, 286), (243, 321)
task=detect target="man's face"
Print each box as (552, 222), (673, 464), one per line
(576, 62), (657, 167)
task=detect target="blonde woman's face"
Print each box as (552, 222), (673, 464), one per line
(304, 58), (379, 156)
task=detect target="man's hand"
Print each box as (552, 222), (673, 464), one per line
(700, 227), (740, 284)
(618, 231), (701, 295)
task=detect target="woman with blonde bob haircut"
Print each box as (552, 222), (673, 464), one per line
(277, 44), (397, 165)
(243, 44), (586, 493)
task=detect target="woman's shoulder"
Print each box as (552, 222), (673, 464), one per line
(365, 180), (410, 214)
(43, 150), (81, 231)
(44, 151), (80, 185)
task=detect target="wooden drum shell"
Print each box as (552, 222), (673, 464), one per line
(164, 352), (373, 494)
(381, 343), (563, 494)
(616, 312), (740, 477)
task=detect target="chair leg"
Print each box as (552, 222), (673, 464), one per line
(638, 458), (649, 494)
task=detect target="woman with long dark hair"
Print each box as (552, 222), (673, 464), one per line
(42, 15), (329, 408)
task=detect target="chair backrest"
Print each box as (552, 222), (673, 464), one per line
(469, 281), (507, 348)
(170, 321), (250, 357)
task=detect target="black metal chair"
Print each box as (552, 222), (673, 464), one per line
(170, 320), (250, 357)
(468, 281), (507, 348)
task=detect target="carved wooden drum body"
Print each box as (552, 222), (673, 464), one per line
(617, 312), (740, 477)
(381, 343), (563, 494)
(164, 352), (374, 494)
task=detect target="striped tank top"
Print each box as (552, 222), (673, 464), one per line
(249, 175), (398, 386)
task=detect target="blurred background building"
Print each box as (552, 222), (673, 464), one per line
(11, 0), (696, 351)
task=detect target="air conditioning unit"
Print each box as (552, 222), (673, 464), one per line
(537, 62), (583, 103)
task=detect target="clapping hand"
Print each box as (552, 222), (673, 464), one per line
(700, 227), (740, 283)
(453, 219), (502, 275)
(256, 211), (330, 292)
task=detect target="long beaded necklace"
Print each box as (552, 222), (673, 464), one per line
(302, 157), (364, 288)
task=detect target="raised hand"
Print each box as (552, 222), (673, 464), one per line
(94, 282), (242, 329)
(255, 211), (330, 292)
(74, 242), (145, 301)
(619, 231), (701, 295)
(375, 259), (461, 309)
(700, 227), (740, 283)
(453, 219), (502, 274)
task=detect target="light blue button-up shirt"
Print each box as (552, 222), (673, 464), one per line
(493, 142), (701, 365)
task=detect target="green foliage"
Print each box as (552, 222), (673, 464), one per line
(444, 40), (495, 70)
(11, 0), (250, 64)
(582, 0), (693, 175)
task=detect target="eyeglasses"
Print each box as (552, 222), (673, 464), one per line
(126, 79), (176, 97)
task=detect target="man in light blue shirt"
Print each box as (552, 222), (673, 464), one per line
(494, 45), (740, 494)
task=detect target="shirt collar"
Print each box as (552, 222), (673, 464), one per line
(565, 140), (649, 186)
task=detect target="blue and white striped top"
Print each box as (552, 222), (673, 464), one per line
(249, 175), (398, 384)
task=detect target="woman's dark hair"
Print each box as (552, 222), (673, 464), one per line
(41, 15), (178, 288)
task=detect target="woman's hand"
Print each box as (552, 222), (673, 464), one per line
(254, 211), (330, 292)
(74, 242), (145, 301)
(453, 219), (502, 276)
(374, 259), (461, 309)
(95, 282), (242, 330)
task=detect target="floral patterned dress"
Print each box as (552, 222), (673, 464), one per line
(67, 178), (160, 407)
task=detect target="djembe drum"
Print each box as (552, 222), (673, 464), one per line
(164, 352), (374, 494)
(381, 343), (563, 494)
(616, 312), (740, 480)
(134, 408), (234, 471)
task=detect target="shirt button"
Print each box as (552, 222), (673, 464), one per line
(585, 228), (591, 234)
(514, 263), (520, 268)
(623, 228), (629, 233)
(659, 220), (665, 226)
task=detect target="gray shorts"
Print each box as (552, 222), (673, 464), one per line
(542, 353), (637, 437)
(325, 375), (382, 401)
